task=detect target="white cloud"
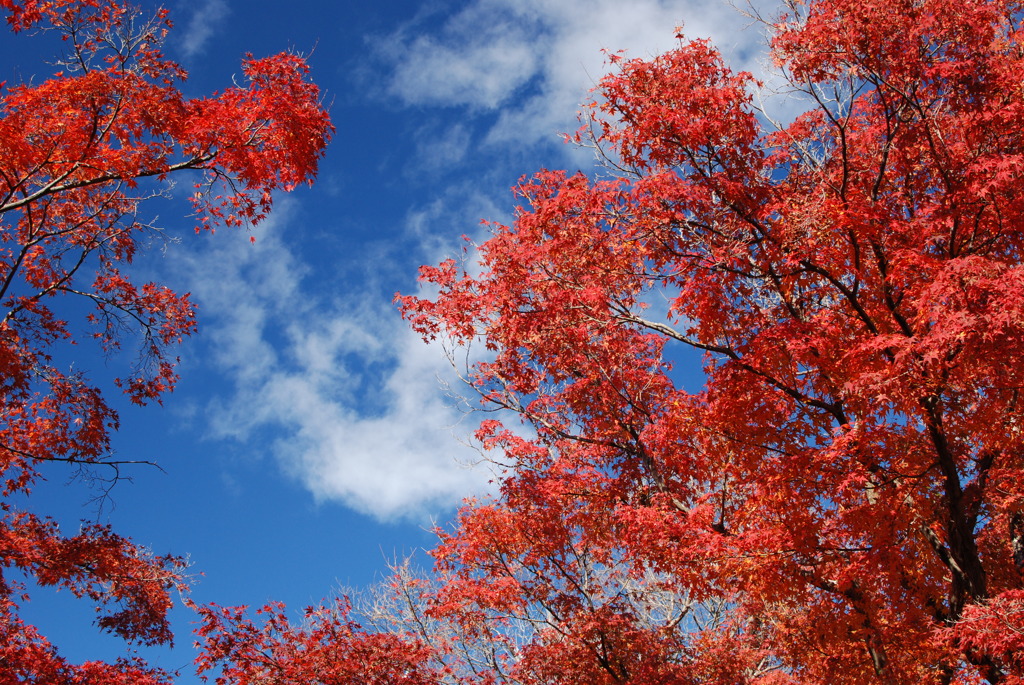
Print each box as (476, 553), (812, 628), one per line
(166, 204), (495, 522)
(178, 0), (230, 59)
(380, 0), (545, 111)
(412, 122), (473, 172)
(271, 329), (487, 519)
(377, 0), (776, 153)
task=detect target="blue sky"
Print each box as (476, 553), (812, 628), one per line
(5, 0), (777, 679)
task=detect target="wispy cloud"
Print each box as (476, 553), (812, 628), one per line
(379, 0), (545, 111)
(411, 122), (473, 172)
(178, 0), (230, 59)
(375, 0), (775, 155)
(163, 201), (495, 522)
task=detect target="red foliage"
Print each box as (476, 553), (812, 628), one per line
(194, 600), (445, 685)
(396, 0), (1024, 681)
(0, 0), (331, 680)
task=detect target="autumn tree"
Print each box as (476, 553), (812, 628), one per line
(0, 0), (331, 681)
(198, 0), (1024, 682)
(398, 0), (1024, 681)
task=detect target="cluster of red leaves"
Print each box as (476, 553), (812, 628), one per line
(0, 511), (186, 684)
(194, 600), (445, 685)
(0, 0), (331, 681)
